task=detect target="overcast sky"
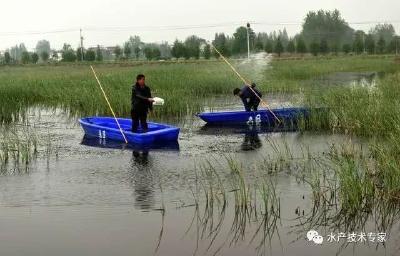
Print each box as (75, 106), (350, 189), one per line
(0, 0), (399, 50)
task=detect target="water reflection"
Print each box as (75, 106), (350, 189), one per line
(199, 122), (300, 152)
(132, 150), (149, 165)
(241, 124), (262, 151)
(80, 135), (180, 151)
(315, 71), (380, 89)
(130, 149), (154, 211)
(80, 135), (179, 211)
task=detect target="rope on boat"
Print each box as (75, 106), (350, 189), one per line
(90, 65), (128, 144)
(209, 43), (281, 123)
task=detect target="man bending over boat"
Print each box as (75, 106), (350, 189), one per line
(233, 83), (262, 112)
(131, 74), (154, 133)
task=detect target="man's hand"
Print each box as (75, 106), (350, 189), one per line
(148, 98), (155, 102)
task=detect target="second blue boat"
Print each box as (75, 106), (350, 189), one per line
(196, 107), (310, 125)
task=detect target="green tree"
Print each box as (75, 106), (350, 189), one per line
(184, 35), (202, 59)
(96, 45), (103, 61)
(134, 47), (141, 60)
(264, 40), (273, 53)
(21, 51), (30, 64)
(387, 36), (400, 54)
(310, 41), (320, 56)
(254, 34), (264, 51)
(320, 39), (329, 54)
(296, 37), (307, 54)
(279, 29), (290, 48)
(213, 33), (231, 57)
(4, 52), (11, 64)
(10, 43), (27, 61)
(126, 35), (143, 58)
(62, 44), (76, 62)
(143, 47), (161, 60)
(342, 44), (351, 54)
(353, 31), (365, 54)
(203, 44), (211, 59)
(76, 47), (85, 61)
(35, 40), (50, 61)
(365, 34), (375, 54)
(153, 48), (161, 60)
(113, 45), (122, 60)
(85, 50), (96, 61)
(31, 53), (39, 63)
(171, 40), (186, 59)
(143, 47), (152, 60)
(123, 42), (131, 59)
(301, 9), (353, 48)
(274, 37), (284, 57)
(232, 26), (255, 55)
(287, 39), (296, 53)
(370, 23), (395, 43)
(377, 36), (386, 54)
(40, 51), (49, 62)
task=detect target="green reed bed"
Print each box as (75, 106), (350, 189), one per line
(2, 56), (398, 122)
(0, 62), (241, 122)
(305, 72), (400, 137)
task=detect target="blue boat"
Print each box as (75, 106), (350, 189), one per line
(79, 117), (180, 145)
(196, 107), (310, 125)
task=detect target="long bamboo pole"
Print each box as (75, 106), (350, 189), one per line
(90, 65), (128, 144)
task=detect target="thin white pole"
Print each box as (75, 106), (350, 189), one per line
(80, 29), (84, 61)
(247, 23), (250, 60)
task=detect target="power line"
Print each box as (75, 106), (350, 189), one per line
(0, 19), (399, 37)
(0, 22), (244, 37)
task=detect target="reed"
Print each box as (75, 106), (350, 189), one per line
(1, 56), (398, 122)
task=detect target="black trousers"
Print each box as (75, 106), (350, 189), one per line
(131, 110), (148, 132)
(245, 98), (260, 112)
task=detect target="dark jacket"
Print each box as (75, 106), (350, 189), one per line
(131, 83), (153, 113)
(240, 85), (262, 103)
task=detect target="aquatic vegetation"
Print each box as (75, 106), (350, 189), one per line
(0, 125), (38, 174)
(305, 72), (400, 137)
(0, 123), (61, 174)
(184, 157), (281, 255)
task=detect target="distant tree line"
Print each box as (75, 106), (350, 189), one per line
(210, 10), (399, 57)
(1, 9), (399, 64)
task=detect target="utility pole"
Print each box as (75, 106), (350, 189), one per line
(80, 29), (84, 61)
(246, 22), (251, 60)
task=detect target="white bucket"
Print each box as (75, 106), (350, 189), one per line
(153, 97), (165, 106)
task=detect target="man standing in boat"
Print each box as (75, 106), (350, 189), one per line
(233, 83), (262, 112)
(131, 74), (154, 133)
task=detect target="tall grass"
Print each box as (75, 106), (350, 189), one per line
(0, 62), (240, 121)
(0, 125), (38, 174)
(0, 56), (398, 122)
(305, 72), (400, 137)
